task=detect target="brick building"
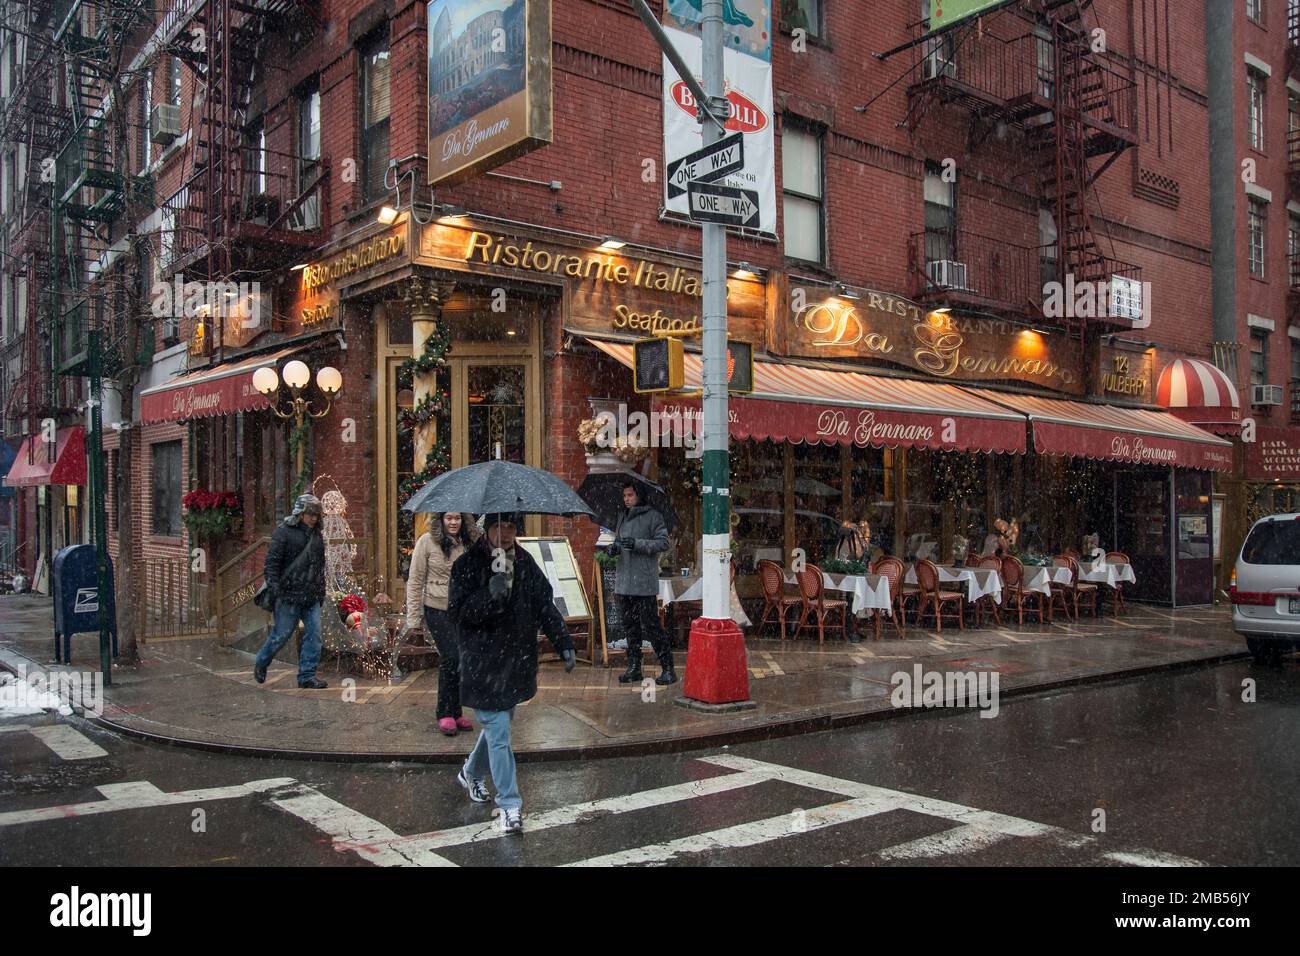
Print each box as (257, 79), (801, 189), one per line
(3, 0), (1286, 646)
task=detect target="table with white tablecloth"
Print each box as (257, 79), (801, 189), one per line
(1021, 564), (1072, 596)
(1077, 561), (1137, 588)
(904, 564), (1003, 603)
(782, 569), (893, 618)
(657, 576), (752, 627)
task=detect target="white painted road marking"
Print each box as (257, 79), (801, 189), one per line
(0, 778), (296, 827)
(27, 725), (107, 760)
(269, 784), (456, 867)
(877, 824), (1011, 861)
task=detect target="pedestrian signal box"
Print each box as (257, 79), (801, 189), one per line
(633, 337), (685, 393)
(727, 340), (754, 393)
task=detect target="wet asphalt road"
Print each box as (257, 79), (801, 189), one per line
(1, 656), (1297, 867)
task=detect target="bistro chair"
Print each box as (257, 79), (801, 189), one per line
(1049, 556), (1076, 620)
(1061, 554), (1100, 620)
(1104, 550), (1130, 615)
(795, 563), (849, 644)
(914, 558), (965, 632)
(973, 555), (1004, 627)
(871, 556), (906, 639)
(757, 559), (801, 640)
(999, 554), (1051, 626)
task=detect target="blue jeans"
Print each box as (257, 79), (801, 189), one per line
(256, 599), (322, 683)
(463, 707), (520, 811)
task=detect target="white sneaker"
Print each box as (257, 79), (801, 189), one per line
(457, 769), (490, 803)
(497, 807), (523, 833)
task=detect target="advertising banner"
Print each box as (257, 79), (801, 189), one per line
(661, 9), (775, 234)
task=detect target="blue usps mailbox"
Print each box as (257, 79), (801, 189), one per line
(52, 544), (117, 664)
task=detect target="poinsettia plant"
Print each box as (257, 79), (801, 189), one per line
(182, 489), (242, 540)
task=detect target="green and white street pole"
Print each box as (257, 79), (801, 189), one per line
(630, 0), (753, 709)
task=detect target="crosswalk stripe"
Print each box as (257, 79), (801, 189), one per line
(269, 784), (456, 867)
(878, 824), (1011, 860)
(1102, 850), (1209, 867)
(379, 770), (777, 856)
(564, 796), (899, 867)
(28, 725), (107, 760)
(0, 778), (297, 827)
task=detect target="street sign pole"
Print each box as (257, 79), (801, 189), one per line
(87, 328), (111, 685)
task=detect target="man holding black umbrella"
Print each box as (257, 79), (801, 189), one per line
(610, 481), (675, 685)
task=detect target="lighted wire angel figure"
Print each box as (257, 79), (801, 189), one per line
(319, 488), (359, 595)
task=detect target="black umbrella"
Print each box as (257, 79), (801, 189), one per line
(402, 460), (596, 518)
(577, 470), (679, 533)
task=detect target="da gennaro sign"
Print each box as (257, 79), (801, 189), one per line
(426, 0), (554, 186)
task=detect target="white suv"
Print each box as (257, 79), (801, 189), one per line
(1231, 513), (1300, 664)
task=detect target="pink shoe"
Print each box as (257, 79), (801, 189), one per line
(455, 717), (474, 731)
(438, 717), (458, 736)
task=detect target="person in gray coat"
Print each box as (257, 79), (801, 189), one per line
(609, 481), (674, 685)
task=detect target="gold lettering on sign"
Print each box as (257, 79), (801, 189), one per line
(1102, 354), (1147, 397)
(911, 313), (964, 377)
(464, 232), (703, 297)
(302, 232), (406, 293)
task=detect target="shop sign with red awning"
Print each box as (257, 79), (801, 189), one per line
(980, 392), (1234, 472)
(588, 339), (1027, 454)
(1245, 426), (1300, 480)
(3, 426), (87, 487)
(140, 347), (301, 424)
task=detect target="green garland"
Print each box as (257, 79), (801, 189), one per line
(398, 388), (450, 435)
(397, 319), (451, 389)
(289, 419), (314, 498)
(398, 439), (451, 505)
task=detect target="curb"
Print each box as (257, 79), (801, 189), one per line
(87, 648), (1250, 764)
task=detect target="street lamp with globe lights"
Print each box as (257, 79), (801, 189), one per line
(254, 361), (343, 477)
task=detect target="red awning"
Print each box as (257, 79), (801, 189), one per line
(587, 339), (1027, 453)
(140, 346), (302, 424)
(976, 391), (1234, 472)
(3, 426), (87, 487)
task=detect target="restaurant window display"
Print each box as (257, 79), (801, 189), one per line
(849, 446), (895, 559)
(730, 440), (787, 573)
(790, 442), (845, 562)
(903, 450), (986, 562)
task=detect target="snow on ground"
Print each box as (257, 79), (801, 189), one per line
(0, 671), (73, 717)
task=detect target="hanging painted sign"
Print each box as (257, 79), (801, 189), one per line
(426, 0), (553, 186)
(929, 0), (1009, 30)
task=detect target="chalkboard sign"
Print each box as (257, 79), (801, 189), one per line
(592, 559), (625, 667)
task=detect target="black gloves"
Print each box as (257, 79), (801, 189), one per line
(488, 572), (508, 601)
(561, 649), (576, 673)
(616, 537), (636, 552)
(606, 543), (622, 558)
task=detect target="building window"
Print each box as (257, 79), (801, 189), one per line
(1292, 339), (1300, 416)
(924, 161), (957, 264)
(169, 55), (182, 106)
(1249, 198), (1267, 276)
(151, 440), (183, 536)
(781, 0), (821, 38)
(245, 115), (266, 196)
(1248, 67), (1266, 151)
(140, 72), (152, 171)
(1290, 217), (1300, 287)
(361, 35), (391, 205)
(1290, 93), (1300, 164)
(1251, 330), (1270, 388)
(782, 124), (824, 263)
(297, 82), (321, 229)
(1248, 0), (1264, 24)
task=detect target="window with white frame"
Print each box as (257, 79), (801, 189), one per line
(1249, 198), (1267, 276)
(140, 72), (151, 171)
(782, 124), (824, 263)
(1248, 67), (1266, 151)
(361, 35), (391, 204)
(1251, 330), (1269, 387)
(1248, 0), (1264, 25)
(924, 161), (957, 263)
(169, 56), (182, 107)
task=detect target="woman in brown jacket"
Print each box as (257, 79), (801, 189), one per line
(406, 512), (480, 735)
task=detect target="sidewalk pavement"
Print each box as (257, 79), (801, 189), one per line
(0, 594), (1248, 761)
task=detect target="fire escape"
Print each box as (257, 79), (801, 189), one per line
(165, 0), (328, 364)
(902, 0), (1141, 340)
(1288, 2), (1300, 331)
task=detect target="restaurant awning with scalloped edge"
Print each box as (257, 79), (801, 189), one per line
(139, 346), (304, 424)
(3, 426), (87, 487)
(966, 390), (1234, 472)
(585, 339), (1027, 454)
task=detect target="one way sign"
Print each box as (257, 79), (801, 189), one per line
(666, 132), (745, 200)
(686, 180), (761, 229)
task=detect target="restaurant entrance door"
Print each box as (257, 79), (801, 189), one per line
(1114, 466), (1172, 605)
(1172, 469), (1213, 606)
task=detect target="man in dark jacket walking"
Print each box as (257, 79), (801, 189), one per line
(610, 482), (674, 685)
(448, 512), (575, 833)
(254, 494), (329, 689)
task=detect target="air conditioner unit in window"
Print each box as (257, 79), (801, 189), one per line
(926, 259), (968, 290)
(1252, 384), (1284, 406)
(150, 103), (180, 145)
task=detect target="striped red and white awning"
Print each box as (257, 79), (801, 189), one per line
(1156, 358), (1241, 427)
(586, 339), (1027, 454)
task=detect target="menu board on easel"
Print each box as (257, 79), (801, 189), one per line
(515, 537), (593, 663)
(590, 558), (626, 668)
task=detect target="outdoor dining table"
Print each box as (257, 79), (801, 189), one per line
(1077, 560), (1137, 588)
(780, 568), (894, 618)
(657, 575), (752, 627)
(1021, 564), (1074, 596)
(903, 564), (1003, 604)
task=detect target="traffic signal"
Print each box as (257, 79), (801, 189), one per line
(633, 336), (685, 393)
(727, 339), (754, 393)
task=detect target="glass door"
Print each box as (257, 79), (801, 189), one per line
(1115, 466), (1172, 605)
(460, 362), (528, 465)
